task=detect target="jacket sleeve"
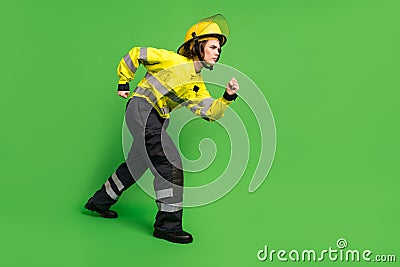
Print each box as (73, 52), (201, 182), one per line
(187, 82), (238, 121)
(117, 47), (173, 91)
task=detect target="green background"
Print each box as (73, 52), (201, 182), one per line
(1, 0), (399, 266)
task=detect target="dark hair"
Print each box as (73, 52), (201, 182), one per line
(187, 40), (207, 59)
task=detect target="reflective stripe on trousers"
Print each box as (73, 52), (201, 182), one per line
(91, 97), (184, 231)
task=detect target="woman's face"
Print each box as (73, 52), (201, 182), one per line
(203, 39), (221, 65)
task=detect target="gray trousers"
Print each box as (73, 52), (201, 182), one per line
(92, 97), (184, 231)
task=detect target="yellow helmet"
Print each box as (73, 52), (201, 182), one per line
(177, 14), (229, 58)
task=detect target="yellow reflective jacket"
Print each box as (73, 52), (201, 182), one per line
(117, 47), (237, 120)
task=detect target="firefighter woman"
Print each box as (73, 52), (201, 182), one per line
(84, 14), (239, 244)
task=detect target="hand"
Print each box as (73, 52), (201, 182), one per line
(118, 91), (130, 99)
(226, 77), (239, 95)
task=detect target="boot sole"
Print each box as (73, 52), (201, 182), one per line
(84, 202), (118, 219)
(153, 231), (193, 244)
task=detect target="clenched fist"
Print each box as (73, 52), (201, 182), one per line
(226, 77), (239, 95)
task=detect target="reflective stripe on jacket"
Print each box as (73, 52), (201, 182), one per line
(117, 47), (234, 120)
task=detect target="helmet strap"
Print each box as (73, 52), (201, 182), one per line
(192, 32), (214, 71)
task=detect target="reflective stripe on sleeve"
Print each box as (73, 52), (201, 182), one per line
(190, 97), (214, 116)
(111, 172), (124, 191)
(157, 202), (183, 212)
(105, 180), (119, 200)
(155, 188), (174, 200)
(123, 53), (137, 74)
(139, 47), (147, 61)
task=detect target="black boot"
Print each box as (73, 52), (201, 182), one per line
(84, 197), (118, 219)
(153, 229), (193, 244)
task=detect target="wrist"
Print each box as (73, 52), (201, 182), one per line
(118, 83), (130, 91)
(223, 91), (238, 101)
